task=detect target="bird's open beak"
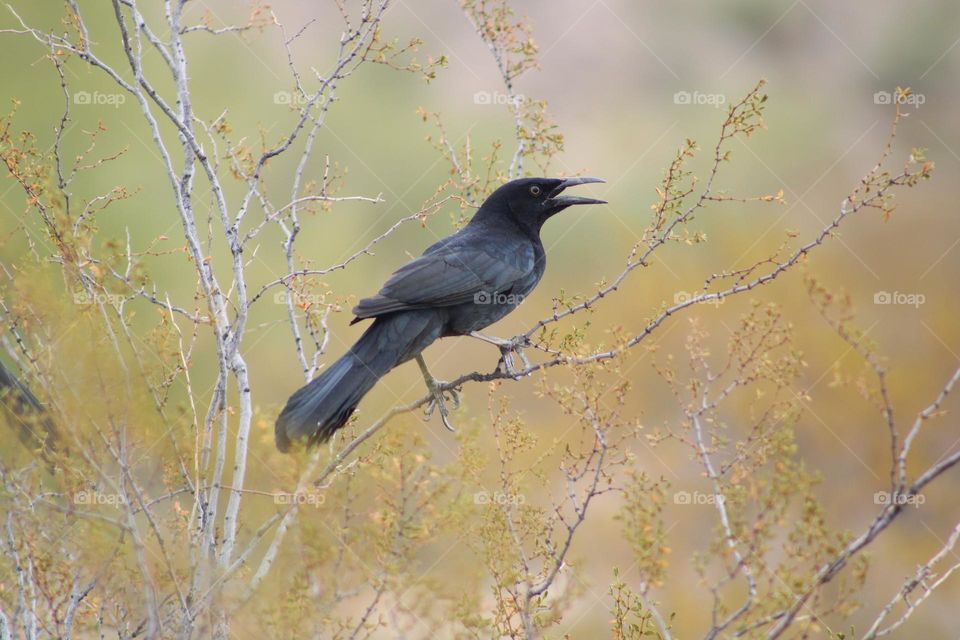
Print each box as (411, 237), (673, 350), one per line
(545, 176), (607, 207)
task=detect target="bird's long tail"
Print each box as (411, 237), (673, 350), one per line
(275, 310), (443, 451)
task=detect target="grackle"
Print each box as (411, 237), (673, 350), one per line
(275, 176), (606, 451)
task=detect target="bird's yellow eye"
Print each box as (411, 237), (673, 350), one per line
(529, 185), (542, 196)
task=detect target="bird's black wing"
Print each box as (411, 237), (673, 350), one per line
(352, 244), (532, 320)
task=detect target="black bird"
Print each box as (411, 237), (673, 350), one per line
(275, 176), (606, 451)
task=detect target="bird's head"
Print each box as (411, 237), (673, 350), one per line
(477, 176), (606, 231)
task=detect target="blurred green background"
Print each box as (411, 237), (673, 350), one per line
(2, 0), (959, 636)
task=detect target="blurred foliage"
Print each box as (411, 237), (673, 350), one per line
(0, 1), (957, 639)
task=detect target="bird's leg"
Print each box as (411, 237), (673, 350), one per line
(415, 354), (459, 432)
(469, 332), (532, 377)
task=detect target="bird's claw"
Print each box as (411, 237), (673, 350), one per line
(423, 381), (460, 432)
(495, 336), (533, 378)
(415, 354), (459, 433)
(470, 332), (533, 378)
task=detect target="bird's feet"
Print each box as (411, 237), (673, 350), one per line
(469, 332), (532, 377)
(415, 354), (460, 433)
(423, 382), (460, 433)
